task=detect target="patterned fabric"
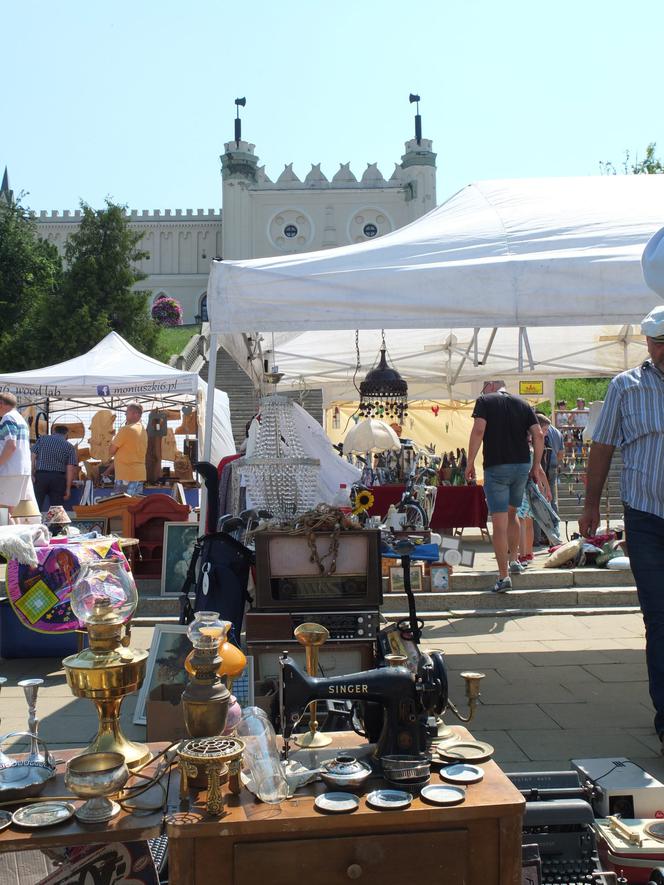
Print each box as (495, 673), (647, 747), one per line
(32, 433), (78, 472)
(0, 409), (31, 476)
(592, 360), (664, 519)
(6, 539), (129, 634)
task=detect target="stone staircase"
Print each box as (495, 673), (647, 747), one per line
(134, 564), (638, 626)
(556, 450), (623, 532)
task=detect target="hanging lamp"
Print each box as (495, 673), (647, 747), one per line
(358, 331), (408, 423)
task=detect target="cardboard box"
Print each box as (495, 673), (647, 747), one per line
(146, 683), (187, 743)
(254, 679), (277, 718)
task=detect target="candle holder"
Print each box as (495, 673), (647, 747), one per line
(293, 622), (332, 749)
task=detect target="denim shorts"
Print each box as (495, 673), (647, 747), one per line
(483, 463), (530, 514)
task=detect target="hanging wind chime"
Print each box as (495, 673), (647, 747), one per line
(358, 331), (409, 423)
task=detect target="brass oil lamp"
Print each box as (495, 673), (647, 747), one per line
(181, 612), (231, 739)
(63, 560), (151, 770)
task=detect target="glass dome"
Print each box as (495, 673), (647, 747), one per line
(70, 560), (138, 626)
(186, 611), (227, 649)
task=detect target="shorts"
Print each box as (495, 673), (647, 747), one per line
(114, 480), (144, 496)
(483, 463), (530, 514)
(0, 475), (32, 508)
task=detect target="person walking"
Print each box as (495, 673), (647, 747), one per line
(0, 392), (33, 518)
(31, 425), (78, 510)
(536, 413), (563, 510)
(106, 402), (148, 495)
(580, 305), (664, 751)
(465, 380), (547, 592)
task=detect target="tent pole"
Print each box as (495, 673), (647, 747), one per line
(200, 332), (220, 533)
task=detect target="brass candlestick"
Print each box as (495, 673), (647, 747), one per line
(293, 622), (332, 749)
(433, 671), (486, 745)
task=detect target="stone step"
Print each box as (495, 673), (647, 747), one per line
(449, 567), (634, 590)
(381, 585), (638, 613)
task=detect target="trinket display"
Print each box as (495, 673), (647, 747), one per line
(420, 784), (466, 806)
(365, 789), (412, 810)
(12, 801), (76, 829)
(237, 707), (288, 804)
(178, 737), (244, 816)
(65, 751), (129, 822)
(63, 558), (151, 769)
(439, 763), (484, 785)
(320, 755), (372, 791)
(0, 734), (56, 799)
(18, 678), (46, 765)
(435, 739), (494, 764)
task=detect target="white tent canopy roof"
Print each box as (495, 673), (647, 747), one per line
(209, 175), (664, 335)
(0, 331), (200, 399)
(0, 331), (235, 464)
(208, 176), (664, 398)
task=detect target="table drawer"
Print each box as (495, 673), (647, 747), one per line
(234, 828), (468, 884)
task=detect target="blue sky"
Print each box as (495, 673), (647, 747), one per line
(3, 0), (663, 212)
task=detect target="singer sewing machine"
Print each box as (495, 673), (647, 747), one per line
(279, 649), (482, 761)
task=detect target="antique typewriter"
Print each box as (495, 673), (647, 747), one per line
(507, 771), (600, 885)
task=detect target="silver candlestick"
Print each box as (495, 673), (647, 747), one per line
(18, 678), (46, 765)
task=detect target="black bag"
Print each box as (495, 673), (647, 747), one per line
(178, 532), (253, 642)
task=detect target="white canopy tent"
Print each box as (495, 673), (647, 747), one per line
(0, 332), (235, 465)
(207, 175), (664, 403)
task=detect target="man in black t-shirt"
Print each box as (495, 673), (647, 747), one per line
(465, 380), (546, 593)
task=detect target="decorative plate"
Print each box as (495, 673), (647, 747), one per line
(439, 763), (484, 785)
(435, 740), (494, 764)
(421, 784), (466, 806)
(366, 789), (412, 810)
(0, 811), (12, 833)
(12, 801), (76, 829)
(314, 792), (359, 814)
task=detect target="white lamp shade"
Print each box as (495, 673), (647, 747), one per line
(343, 419), (401, 454)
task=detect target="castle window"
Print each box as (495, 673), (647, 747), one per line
(284, 224), (298, 238)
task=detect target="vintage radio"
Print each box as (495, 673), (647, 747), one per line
(245, 611), (379, 642)
(253, 529), (382, 612)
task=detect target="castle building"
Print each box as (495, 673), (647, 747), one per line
(22, 119), (436, 324)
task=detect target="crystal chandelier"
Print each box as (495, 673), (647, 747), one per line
(242, 395), (320, 522)
(358, 332), (408, 423)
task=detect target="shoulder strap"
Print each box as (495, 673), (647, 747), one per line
(178, 537), (203, 625)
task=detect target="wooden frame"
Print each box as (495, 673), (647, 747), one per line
(161, 521), (199, 596)
(134, 624), (189, 726)
(389, 563), (424, 593)
(430, 564), (451, 591)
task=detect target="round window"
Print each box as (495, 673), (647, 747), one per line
(284, 224), (298, 238)
(363, 223), (378, 238)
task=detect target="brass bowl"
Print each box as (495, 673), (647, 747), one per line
(65, 752), (128, 823)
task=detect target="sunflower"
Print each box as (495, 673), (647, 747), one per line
(353, 489), (375, 515)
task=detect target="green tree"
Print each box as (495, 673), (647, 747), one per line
(600, 142), (664, 175)
(0, 198), (63, 371)
(45, 201), (166, 361)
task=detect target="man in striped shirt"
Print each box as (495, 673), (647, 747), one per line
(580, 305), (664, 750)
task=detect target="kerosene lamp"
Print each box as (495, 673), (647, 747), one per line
(63, 560), (151, 770)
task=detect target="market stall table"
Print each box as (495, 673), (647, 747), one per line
(368, 484), (489, 536)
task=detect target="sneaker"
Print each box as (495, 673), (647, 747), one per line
(492, 576), (512, 593)
(517, 555), (530, 567)
(509, 560), (526, 574)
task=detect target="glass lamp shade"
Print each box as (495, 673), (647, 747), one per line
(70, 560), (138, 627)
(186, 611), (226, 650)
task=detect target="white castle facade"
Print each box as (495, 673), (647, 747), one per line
(31, 125), (436, 324)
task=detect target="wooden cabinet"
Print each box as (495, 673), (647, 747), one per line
(166, 729), (524, 885)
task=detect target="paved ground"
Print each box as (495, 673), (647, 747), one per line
(2, 612), (662, 781)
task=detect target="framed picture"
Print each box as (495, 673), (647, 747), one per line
(377, 625), (420, 674)
(430, 564), (450, 591)
(133, 625), (190, 726)
(161, 522), (199, 596)
(389, 564), (424, 593)
(69, 517), (110, 535)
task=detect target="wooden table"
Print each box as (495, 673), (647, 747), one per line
(167, 727), (524, 885)
(0, 731), (524, 885)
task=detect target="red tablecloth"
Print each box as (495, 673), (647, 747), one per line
(368, 484), (488, 532)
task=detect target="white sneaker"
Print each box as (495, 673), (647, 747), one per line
(509, 560), (526, 574)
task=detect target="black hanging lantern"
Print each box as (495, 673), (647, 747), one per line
(359, 335), (408, 423)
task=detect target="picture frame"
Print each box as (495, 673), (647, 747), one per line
(389, 564), (424, 593)
(377, 624), (420, 674)
(161, 521), (199, 596)
(69, 517), (110, 535)
(133, 624), (190, 726)
(430, 564), (451, 591)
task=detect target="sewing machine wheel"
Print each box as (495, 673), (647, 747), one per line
(429, 651), (448, 716)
